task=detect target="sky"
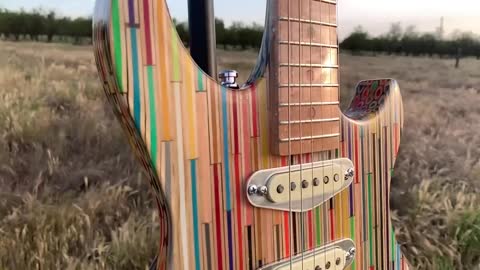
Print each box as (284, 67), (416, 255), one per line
(1, 0), (479, 40)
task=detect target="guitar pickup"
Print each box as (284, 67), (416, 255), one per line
(247, 158), (354, 212)
(259, 239), (356, 270)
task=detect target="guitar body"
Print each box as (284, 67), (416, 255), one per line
(93, 0), (411, 269)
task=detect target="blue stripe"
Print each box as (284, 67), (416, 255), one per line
(221, 86), (234, 270)
(361, 126), (367, 242)
(221, 86), (231, 210)
(190, 160), (201, 270)
(130, 28), (141, 129)
(396, 244), (401, 270)
(227, 212), (234, 270)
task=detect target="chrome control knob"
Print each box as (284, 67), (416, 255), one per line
(218, 70), (239, 89)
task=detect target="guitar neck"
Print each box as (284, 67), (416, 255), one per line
(269, 0), (341, 156)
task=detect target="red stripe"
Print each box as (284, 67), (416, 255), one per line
(242, 93), (253, 225)
(213, 165), (224, 270)
(354, 125), (360, 183)
(250, 85), (259, 137)
(308, 211), (314, 248)
(234, 155), (244, 270)
(281, 157), (288, 166)
(284, 213), (290, 257)
(142, 0), (153, 65)
(232, 92), (240, 153)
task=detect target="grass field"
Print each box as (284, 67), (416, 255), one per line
(0, 41), (479, 269)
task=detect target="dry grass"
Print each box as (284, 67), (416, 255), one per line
(1, 41), (480, 269)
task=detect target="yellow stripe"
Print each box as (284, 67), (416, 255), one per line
(342, 190), (350, 237)
(334, 187), (341, 239)
(183, 55), (198, 159)
(156, 0), (172, 140)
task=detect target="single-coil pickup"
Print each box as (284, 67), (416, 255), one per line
(247, 158), (354, 212)
(259, 239), (356, 270)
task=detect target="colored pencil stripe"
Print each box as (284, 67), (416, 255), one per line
(213, 164), (224, 270)
(142, 0), (153, 65)
(147, 66), (158, 166)
(197, 68), (205, 91)
(221, 86), (232, 211)
(111, 0), (123, 92)
(130, 28), (141, 128)
(156, 0), (172, 140)
(190, 159), (201, 270)
(171, 26), (181, 81)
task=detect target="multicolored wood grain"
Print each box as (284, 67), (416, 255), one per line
(93, 0), (412, 269)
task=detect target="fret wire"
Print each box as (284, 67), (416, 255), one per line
(280, 133), (340, 142)
(279, 17), (337, 27)
(279, 102), (340, 107)
(315, 0), (337, 4)
(279, 63), (339, 68)
(279, 83), (339, 87)
(279, 41), (338, 48)
(280, 118), (340, 124)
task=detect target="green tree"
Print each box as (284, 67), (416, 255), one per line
(45, 11), (57, 42)
(215, 18), (227, 49)
(25, 10), (45, 41)
(340, 26), (370, 54)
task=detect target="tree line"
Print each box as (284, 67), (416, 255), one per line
(2, 9), (479, 59)
(0, 9), (91, 43)
(159, 19), (264, 50)
(0, 9), (264, 49)
(340, 24), (480, 59)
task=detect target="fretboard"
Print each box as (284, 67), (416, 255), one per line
(269, 0), (340, 156)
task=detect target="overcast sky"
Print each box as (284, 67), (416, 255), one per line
(1, 0), (479, 39)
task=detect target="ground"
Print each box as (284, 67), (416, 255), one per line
(0, 41), (479, 269)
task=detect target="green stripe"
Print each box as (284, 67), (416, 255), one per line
(147, 67), (158, 166)
(315, 207), (321, 245)
(391, 225), (395, 261)
(350, 217), (355, 241)
(368, 173), (373, 265)
(172, 26), (181, 81)
(111, 0), (123, 92)
(190, 160), (201, 270)
(197, 68), (205, 91)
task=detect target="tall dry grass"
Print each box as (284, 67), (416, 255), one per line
(0, 41), (479, 269)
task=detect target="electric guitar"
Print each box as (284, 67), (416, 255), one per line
(93, 0), (411, 269)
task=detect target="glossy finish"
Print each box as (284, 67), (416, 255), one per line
(93, 0), (411, 269)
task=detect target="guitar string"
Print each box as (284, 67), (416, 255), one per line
(321, 1), (330, 267)
(287, 0), (293, 268)
(330, 0), (340, 265)
(337, 0), (345, 266)
(297, 0), (305, 269)
(309, 0), (317, 269)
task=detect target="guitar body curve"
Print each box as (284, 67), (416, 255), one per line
(93, 0), (412, 269)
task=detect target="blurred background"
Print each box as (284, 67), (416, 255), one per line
(0, 0), (479, 269)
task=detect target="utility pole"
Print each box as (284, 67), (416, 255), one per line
(437, 16), (445, 40)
